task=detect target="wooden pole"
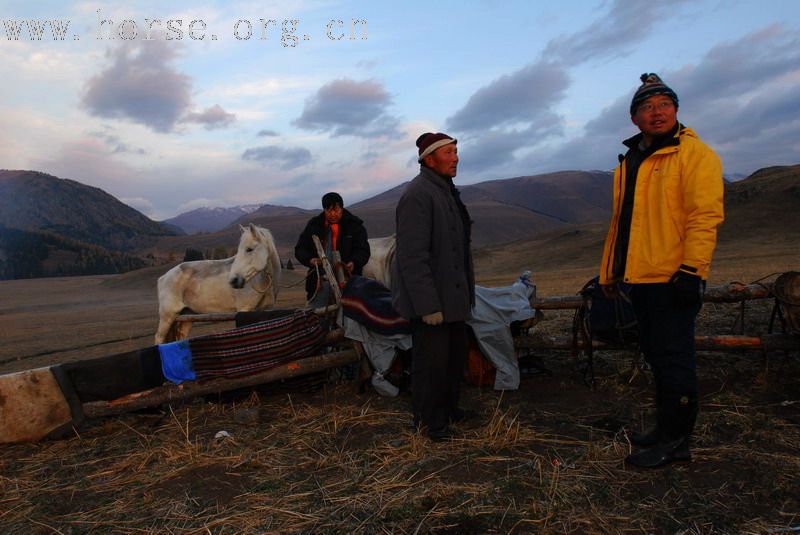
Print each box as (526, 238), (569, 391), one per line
(312, 234), (342, 306)
(703, 281), (773, 303)
(177, 282), (775, 321)
(532, 296), (584, 310)
(513, 333), (799, 352)
(532, 282), (775, 310)
(82, 348), (358, 419)
(514, 335), (599, 350)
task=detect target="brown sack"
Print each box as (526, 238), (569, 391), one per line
(0, 367), (73, 444)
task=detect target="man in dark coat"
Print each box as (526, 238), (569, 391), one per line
(391, 132), (475, 442)
(294, 192), (370, 302)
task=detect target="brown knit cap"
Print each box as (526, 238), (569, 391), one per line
(416, 132), (457, 163)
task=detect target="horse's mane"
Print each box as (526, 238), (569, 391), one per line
(254, 225), (274, 242)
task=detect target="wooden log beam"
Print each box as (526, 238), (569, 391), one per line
(82, 348), (358, 419)
(177, 282), (776, 321)
(513, 333), (800, 352)
(703, 281), (773, 303)
(514, 335), (598, 350)
(532, 282), (775, 310)
(694, 334), (800, 351)
(694, 335), (761, 350)
(531, 296), (584, 310)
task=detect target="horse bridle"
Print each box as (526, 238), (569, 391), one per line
(249, 268), (274, 309)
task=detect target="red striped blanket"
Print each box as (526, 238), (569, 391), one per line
(190, 309), (327, 380)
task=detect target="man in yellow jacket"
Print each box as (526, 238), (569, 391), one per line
(599, 73), (724, 468)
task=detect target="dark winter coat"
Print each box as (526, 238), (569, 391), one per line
(294, 209), (370, 298)
(391, 166), (475, 322)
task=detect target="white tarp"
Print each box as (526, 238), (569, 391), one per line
(343, 272), (537, 395)
(468, 272), (537, 390)
(341, 315), (411, 396)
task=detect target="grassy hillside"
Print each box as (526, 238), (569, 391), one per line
(0, 170), (177, 251)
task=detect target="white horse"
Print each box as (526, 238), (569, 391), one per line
(155, 223), (281, 344)
(362, 234), (396, 290)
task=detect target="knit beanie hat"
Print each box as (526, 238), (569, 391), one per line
(630, 73), (679, 115)
(416, 132), (457, 163)
(322, 192), (343, 209)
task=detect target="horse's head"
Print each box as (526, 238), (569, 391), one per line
(229, 223), (275, 289)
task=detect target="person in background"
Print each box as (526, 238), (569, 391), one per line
(391, 132), (476, 442)
(294, 192), (370, 305)
(599, 73), (724, 468)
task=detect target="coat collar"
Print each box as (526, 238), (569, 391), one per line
(419, 165), (455, 192)
(622, 121), (683, 153)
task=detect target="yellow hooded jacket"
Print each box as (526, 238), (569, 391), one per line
(599, 126), (724, 285)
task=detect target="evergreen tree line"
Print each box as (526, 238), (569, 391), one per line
(0, 225), (148, 280)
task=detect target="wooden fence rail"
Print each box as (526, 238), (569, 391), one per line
(532, 281), (774, 310)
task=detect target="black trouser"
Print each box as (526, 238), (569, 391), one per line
(410, 320), (468, 433)
(630, 283), (701, 440)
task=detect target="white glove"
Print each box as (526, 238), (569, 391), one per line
(422, 312), (444, 326)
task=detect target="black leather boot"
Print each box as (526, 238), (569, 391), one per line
(627, 391), (698, 468)
(428, 427), (454, 442)
(631, 379), (665, 447)
(450, 407), (477, 424)
(625, 436), (691, 468)
(630, 426), (661, 447)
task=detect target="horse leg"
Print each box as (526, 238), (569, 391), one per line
(156, 308), (185, 344)
(155, 316), (173, 345)
(174, 320), (193, 341)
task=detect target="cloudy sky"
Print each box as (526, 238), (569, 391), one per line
(2, 0), (799, 220)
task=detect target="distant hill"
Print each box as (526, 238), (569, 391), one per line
(718, 164), (800, 243)
(0, 170), (178, 251)
(350, 170), (613, 223)
(477, 164), (800, 280)
(244, 204), (317, 219)
(344, 170), (613, 241)
(0, 169), (179, 279)
(463, 170), (614, 223)
(162, 204), (262, 234)
(155, 170), (614, 260)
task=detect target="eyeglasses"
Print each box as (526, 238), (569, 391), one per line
(637, 101), (674, 113)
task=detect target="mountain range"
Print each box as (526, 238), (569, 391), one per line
(160, 170), (614, 238)
(1, 165), (798, 279)
(162, 204), (263, 234)
(161, 170), (746, 235)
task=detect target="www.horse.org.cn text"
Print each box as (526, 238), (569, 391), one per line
(0, 9), (368, 47)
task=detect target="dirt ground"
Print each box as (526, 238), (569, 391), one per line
(0, 261), (798, 534)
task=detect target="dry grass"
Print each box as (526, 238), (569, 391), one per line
(1, 345), (798, 534)
(0, 246), (799, 533)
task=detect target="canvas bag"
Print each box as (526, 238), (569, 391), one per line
(583, 276), (638, 344)
(572, 276), (638, 386)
